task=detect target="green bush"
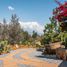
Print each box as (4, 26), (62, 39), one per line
(0, 40), (10, 54)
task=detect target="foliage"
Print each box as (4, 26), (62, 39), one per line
(58, 32), (67, 48)
(43, 22), (61, 45)
(41, 33), (51, 45)
(42, 16), (67, 48)
(8, 14), (21, 44)
(0, 40), (10, 54)
(0, 14), (41, 48)
(42, 17), (60, 45)
(32, 31), (38, 39)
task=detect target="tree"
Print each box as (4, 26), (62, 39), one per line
(0, 23), (3, 40)
(2, 18), (8, 40)
(8, 14), (21, 44)
(42, 17), (60, 45)
(32, 31), (38, 39)
(23, 31), (29, 40)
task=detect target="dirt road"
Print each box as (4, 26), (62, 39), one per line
(0, 48), (62, 67)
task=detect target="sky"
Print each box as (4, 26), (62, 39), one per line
(0, 0), (66, 35)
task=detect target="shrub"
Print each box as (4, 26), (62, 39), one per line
(0, 40), (10, 54)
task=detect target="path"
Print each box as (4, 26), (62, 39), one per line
(0, 48), (64, 67)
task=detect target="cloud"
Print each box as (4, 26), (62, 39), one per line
(8, 6), (14, 11)
(19, 21), (44, 35)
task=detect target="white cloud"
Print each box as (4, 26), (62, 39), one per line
(8, 6), (14, 11)
(19, 21), (44, 35)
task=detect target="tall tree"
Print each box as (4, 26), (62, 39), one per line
(0, 23), (3, 40)
(32, 31), (38, 39)
(23, 31), (29, 40)
(9, 14), (21, 44)
(2, 18), (8, 40)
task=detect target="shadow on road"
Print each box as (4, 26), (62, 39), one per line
(36, 55), (67, 67)
(58, 61), (67, 67)
(36, 55), (59, 60)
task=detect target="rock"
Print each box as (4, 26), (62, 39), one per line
(15, 44), (19, 48)
(56, 48), (67, 60)
(43, 42), (65, 55)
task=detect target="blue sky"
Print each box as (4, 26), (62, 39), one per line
(0, 0), (60, 23)
(0, 0), (66, 34)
